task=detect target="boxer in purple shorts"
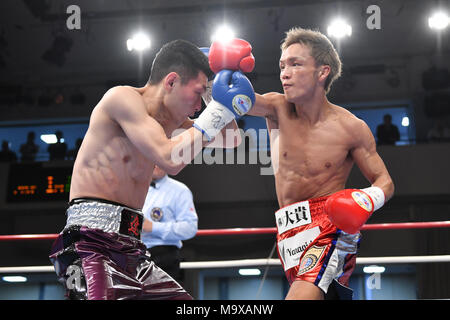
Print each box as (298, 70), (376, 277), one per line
(48, 39), (255, 299)
(50, 198), (191, 300)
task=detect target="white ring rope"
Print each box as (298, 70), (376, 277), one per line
(0, 255), (449, 274)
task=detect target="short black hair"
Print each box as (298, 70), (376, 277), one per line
(148, 39), (212, 85)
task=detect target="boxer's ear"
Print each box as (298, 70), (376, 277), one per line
(164, 72), (178, 91)
(318, 65), (330, 82)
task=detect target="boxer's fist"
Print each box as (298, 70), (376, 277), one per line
(193, 70), (255, 141)
(324, 187), (385, 234)
(212, 69), (255, 117)
(209, 38), (255, 73)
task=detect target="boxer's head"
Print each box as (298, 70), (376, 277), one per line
(280, 27), (341, 95)
(149, 40), (214, 118)
(148, 39), (213, 85)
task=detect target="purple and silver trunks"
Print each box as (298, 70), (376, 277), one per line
(49, 197), (192, 300)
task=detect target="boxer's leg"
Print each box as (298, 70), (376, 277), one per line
(285, 280), (324, 300)
(138, 258), (193, 300)
(49, 226), (89, 299)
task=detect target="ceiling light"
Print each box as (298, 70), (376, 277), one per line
(211, 25), (236, 43)
(327, 19), (352, 39)
(238, 268), (261, 276)
(402, 116), (410, 127)
(428, 11), (449, 30)
(2, 276), (27, 283)
(40, 134), (57, 144)
(127, 33), (151, 52)
(363, 265), (385, 274)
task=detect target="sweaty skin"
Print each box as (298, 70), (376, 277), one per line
(248, 42), (394, 300)
(250, 43), (394, 208)
(70, 72), (240, 209)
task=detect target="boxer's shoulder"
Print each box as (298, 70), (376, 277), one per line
(99, 86), (146, 117)
(328, 103), (372, 141)
(252, 92), (282, 119)
(262, 91), (287, 106)
(329, 103), (362, 125)
(103, 85), (143, 104)
(260, 92), (289, 117)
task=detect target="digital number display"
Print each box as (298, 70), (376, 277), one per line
(6, 163), (72, 202)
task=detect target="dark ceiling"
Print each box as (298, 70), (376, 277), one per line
(0, 0), (448, 115)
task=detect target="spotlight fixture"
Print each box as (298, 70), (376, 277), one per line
(211, 25), (236, 43)
(2, 276), (27, 283)
(127, 33), (151, 52)
(40, 134), (58, 144)
(402, 116), (410, 127)
(428, 11), (449, 30)
(363, 265), (385, 274)
(327, 19), (352, 39)
(238, 268), (261, 276)
(42, 34), (73, 67)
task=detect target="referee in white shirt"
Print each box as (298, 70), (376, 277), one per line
(142, 166), (198, 282)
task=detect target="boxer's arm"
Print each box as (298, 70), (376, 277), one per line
(246, 92), (278, 119)
(180, 118), (242, 149)
(103, 86), (206, 175)
(325, 119), (394, 233)
(350, 119), (395, 201)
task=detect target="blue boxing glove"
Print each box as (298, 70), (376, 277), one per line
(193, 70), (255, 141)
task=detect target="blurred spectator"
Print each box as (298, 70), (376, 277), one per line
(19, 131), (39, 162)
(376, 114), (400, 145)
(427, 120), (450, 143)
(48, 130), (68, 160)
(0, 140), (18, 162)
(67, 137), (83, 160)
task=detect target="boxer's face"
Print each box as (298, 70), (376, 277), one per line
(279, 43), (323, 103)
(167, 71), (208, 118)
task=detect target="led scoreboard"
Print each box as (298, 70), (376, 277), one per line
(6, 163), (72, 203)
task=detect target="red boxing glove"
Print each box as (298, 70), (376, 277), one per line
(324, 187), (385, 234)
(209, 38), (255, 73)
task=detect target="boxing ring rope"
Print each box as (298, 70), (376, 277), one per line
(0, 220), (449, 274)
(1, 255), (450, 274)
(0, 220), (449, 241)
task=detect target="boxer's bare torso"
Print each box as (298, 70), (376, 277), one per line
(70, 71), (212, 209)
(247, 32), (394, 301)
(262, 93), (373, 207)
(70, 87), (155, 209)
(250, 43), (393, 208)
(70, 70), (240, 209)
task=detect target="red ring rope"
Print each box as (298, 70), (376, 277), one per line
(0, 221), (448, 241)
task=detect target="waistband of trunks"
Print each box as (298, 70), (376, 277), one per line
(275, 195), (330, 217)
(68, 197), (141, 211)
(65, 197), (143, 240)
(274, 195), (331, 236)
